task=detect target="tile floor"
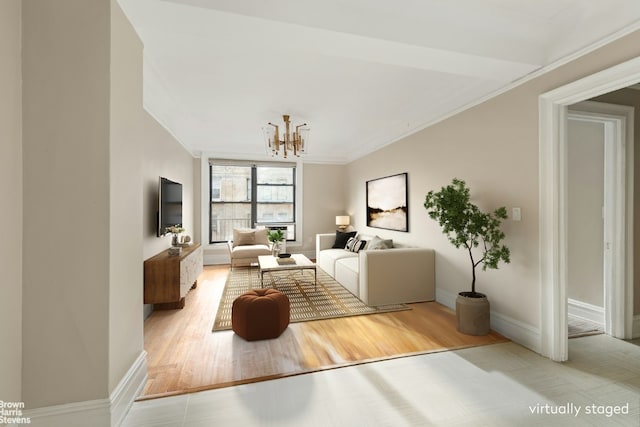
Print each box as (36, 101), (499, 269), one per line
(123, 334), (640, 426)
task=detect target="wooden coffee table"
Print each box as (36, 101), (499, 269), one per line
(257, 254), (317, 290)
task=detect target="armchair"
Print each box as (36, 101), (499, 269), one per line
(227, 228), (271, 269)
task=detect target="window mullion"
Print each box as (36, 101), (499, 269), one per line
(251, 166), (257, 228)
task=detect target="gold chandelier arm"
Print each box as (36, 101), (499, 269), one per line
(267, 122), (280, 152)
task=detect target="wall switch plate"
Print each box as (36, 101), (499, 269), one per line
(512, 207), (521, 221)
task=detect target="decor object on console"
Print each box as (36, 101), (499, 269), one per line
(227, 228), (272, 269)
(263, 114), (310, 159)
(424, 178), (510, 336)
(166, 224), (185, 246)
(366, 173), (408, 232)
(335, 215), (350, 231)
(316, 233), (435, 306)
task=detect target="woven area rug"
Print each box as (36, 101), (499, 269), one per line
(213, 267), (409, 331)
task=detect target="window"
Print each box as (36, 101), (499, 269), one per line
(209, 162), (296, 243)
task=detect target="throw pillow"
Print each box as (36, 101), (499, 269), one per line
(233, 229), (255, 247)
(254, 228), (269, 246)
(367, 235), (393, 250)
(332, 230), (357, 249)
(345, 237), (367, 253)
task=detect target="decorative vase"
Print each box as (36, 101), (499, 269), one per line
(171, 233), (179, 246)
(272, 241), (281, 257)
(456, 292), (490, 336)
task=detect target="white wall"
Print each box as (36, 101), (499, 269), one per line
(0, 0), (22, 402)
(344, 28), (640, 344)
(567, 119), (605, 308)
(22, 0), (111, 407)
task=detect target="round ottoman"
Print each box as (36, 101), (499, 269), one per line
(232, 288), (290, 341)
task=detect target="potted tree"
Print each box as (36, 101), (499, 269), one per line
(424, 178), (510, 335)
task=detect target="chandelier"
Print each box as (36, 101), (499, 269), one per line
(263, 115), (310, 159)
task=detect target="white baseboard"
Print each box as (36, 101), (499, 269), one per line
(633, 315), (640, 339)
(567, 298), (605, 326)
(204, 252), (229, 265)
(567, 298), (604, 328)
(436, 287), (541, 354)
(25, 351), (147, 427)
(435, 287), (457, 310)
(24, 399), (110, 427)
(110, 351), (148, 426)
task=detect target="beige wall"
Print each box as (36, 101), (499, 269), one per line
(302, 163), (348, 249)
(591, 88), (640, 314)
(108, 0), (145, 392)
(22, 0), (111, 407)
(566, 119), (604, 307)
(0, 0), (22, 402)
(21, 0), (180, 409)
(345, 29), (640, 332)
(141, 121), (195, 261)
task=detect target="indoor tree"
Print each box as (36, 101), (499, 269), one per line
(424, 178), (511, 297)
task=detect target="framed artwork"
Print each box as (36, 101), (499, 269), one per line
(366, 172), (408, 232)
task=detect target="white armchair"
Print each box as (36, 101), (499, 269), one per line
(227, 228), (271, 269)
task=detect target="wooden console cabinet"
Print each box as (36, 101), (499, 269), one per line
(144, 243), (203, 309)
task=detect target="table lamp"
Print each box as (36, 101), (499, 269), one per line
(336, 215), (350, 231)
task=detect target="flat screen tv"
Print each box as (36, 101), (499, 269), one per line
(158, 177), (183, 237)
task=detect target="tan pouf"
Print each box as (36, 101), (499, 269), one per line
(232, 288), (290, 341)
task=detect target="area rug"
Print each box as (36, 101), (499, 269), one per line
(212, 267), (409, 331)
(568, 315), (604, 338)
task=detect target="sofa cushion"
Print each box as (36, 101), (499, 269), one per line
(233, 229), (255, 247)
(317, 249), (357, 277)
(367, 235), (394, 250)
(231, 244), (271, 259)
(345, 236), (367, 253)
(334, 257), (359, 297)
(254, 228), (269, 245)
(332, 230), (357, 248)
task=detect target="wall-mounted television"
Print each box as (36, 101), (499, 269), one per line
(158, 177), (183, 237)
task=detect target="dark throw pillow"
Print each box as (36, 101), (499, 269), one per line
(332, 230), (357, 249)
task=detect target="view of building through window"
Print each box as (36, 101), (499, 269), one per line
(210, 163), (296, 243)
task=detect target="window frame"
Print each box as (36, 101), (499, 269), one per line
(209, 161), (297, 244)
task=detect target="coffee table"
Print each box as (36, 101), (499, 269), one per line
(258, 254), (317, 290)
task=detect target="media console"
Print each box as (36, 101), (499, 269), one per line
(144, 243), (203, 309)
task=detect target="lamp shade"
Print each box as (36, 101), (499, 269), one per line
(335, 215), (350, 227)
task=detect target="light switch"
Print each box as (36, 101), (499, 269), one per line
(512, 207), (521, 221)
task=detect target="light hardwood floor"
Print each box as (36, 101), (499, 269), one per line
(141, 265), (507, 399)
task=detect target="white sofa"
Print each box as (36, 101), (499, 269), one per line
(316, 233), (435, 306)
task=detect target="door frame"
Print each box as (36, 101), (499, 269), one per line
(539, 58), (637, 361)
(568, 102), (633, 337)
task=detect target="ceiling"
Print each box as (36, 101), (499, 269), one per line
(118, 0), (640, 164)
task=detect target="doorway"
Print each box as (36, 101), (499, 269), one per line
(567, 102), (633, 339)
(539, 58), (637, 362)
